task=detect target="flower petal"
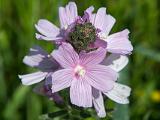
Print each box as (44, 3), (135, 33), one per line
(19, 71), (47, 85)
(79, 47), (106, 66)
(59, 2), (78, 28)
(86, 65), (118, 92)
(52, 69), (72, 93)
(51, 43), (79, 68)
(94, 8), (107, 31)
(92, 8), (115, 35)
(102, 15), (116, 35)
(101, 54), (128, 72)
(85, 6), (94, 19)
(105, 29), (133, 54)
(92, 88), (106, 118)
(70, 78), (92, 107)
(35, 33), (62, 41)
(104, 83), (131, 104)
(35, 19), (62, 41)
(23, 46), (59, 71)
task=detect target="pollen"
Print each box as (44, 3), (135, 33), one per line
(74, 65), (86, 77)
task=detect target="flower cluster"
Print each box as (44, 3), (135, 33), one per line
(19, 2), (133, 118)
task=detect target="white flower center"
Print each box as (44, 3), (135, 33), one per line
(74, 65), (86, 77)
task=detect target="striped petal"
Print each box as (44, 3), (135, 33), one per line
(70, 78), (92, 107)
(19, 71), (47, 85)
(92, 88), (106, 118)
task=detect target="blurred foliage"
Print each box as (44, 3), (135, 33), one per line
(0, 0), (160, 120)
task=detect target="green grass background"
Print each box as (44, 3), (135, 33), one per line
(0, 0), (160, 120)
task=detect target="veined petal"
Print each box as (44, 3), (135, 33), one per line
(23, 46), (58, 71)
(102, 15), (116, 36)
(86, 65), (118, 92)
(19, 71), (47, 85)
(51, 43), (79, 68)
(79, 47), (106, 66)
(90, 13), (96, 25)
(94, 8), (107, 31)
(70, 78), (92, 107)
(104, 83), (131, 104)
(59, 2), (78, 28)
(35, 33), (62, 41)
(85, 6), (94, 14)
(105, 29), (133, 54)
(101, 54), (129, 72)
(35, 19), (61, 41)
(92, 88), (106, 118)
(52, 69), (73, 93)
(92, 7), (115, 35)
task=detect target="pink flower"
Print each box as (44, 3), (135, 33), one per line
(35, 2), (133, 55)
(20, 2), (133, 118)
(51, 43), (118, 107)
(18, 46), (59, 85)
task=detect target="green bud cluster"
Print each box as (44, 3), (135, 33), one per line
(68, 23), (97, 53)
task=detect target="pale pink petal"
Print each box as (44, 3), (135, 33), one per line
(90, 13), (96, 25)
(79, 47), (106, 66)
(92, 88), (106, 118)
(59, 7), (68, 28)
(35, 33), (62, 41)
(94, 8), (107, 31)
(70, 78), (92, 107)
(23, 46), (59, 70)
(105, 29), (133, 54)
(51, 69), (72, 93)
(85, 6), (96, 25)
(92, 8), (115, 35)
(102, 15), (116, 35)
(66, 2), (78, 23)
(85, 65), (118, 92)
(104, 83), (131, 104)
(35, 19), (62, 41)
(101, 54), (128, 72)
(85, 6), (94, 18)
(59, 2), (77, 28)
(18, 71), (47, 85)
(51, 43), (79, 68)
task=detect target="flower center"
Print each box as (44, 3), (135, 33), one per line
(68, 22), (97, 53)
(74, 65), (86, 77)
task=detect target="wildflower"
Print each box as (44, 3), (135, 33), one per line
(51, 43), (118, 107)
(35, 2), (133, 54)
(20, 1), (133, 118)
(18, 46), (59, 85)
